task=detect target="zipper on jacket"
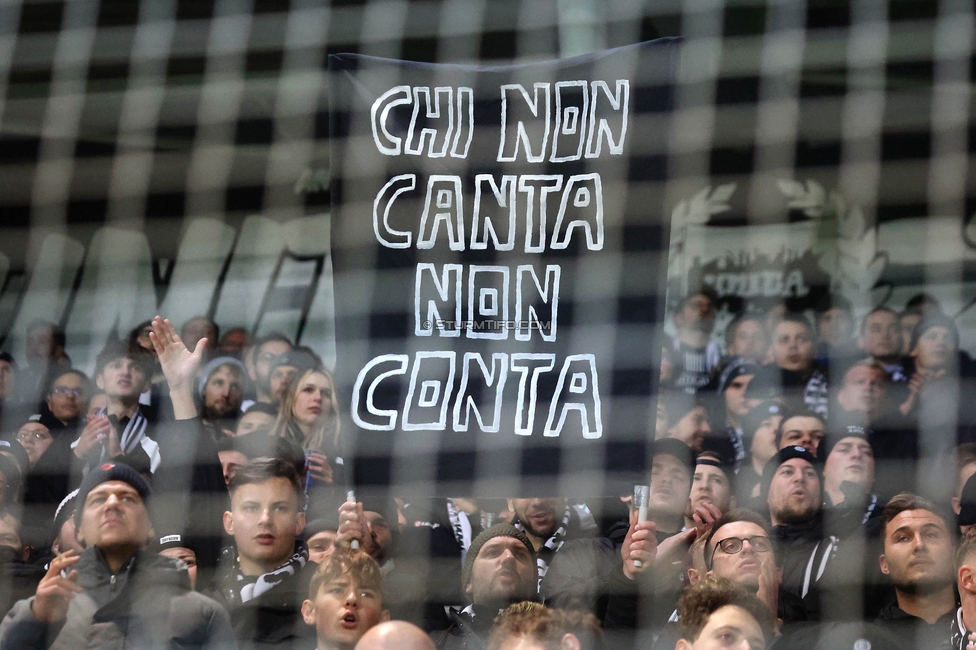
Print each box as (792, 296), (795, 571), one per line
(110, 574), (116, 591)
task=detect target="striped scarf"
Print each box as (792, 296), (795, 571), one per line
(514, 504), (571, 589)
(100, 407), (148, 455)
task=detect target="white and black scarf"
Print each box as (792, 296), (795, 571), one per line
(514, 504), (571, 588)
(220, 546), (308, 605)
(93, 407), (148, 455)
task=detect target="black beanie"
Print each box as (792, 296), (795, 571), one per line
(150, 532), (195, 554)
(74, 461), (152, 527)
(461, 523), (534, 594)
(716, 358), (760, 395)
(818, 424), (872, 459)
(760, 445), (822, 502)
(52, 488), (79, 538)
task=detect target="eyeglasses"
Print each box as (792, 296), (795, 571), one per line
(17, 431), (51, 443)
(709, 535), (772, 568)
(52, 387), (84, 397)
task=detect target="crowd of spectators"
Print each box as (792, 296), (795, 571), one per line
(0, 289), (972, 649)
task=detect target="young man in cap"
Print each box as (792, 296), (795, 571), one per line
(709, 358), (760, 465)
(0, 462), (234, 648)
(820, 425), (881, 537)
(876, 493), (957, 648)
(431, 523), (538, 650)
(684, 452), (736, 531)
(301, 550), (389, 650)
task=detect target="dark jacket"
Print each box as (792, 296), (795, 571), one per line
(542, 519), (637, 629)
(208, 546), (313, 650)
(0, 547), (235, 649)
(771, 515), (837, 602)
(152, 417), (229, 573)
(876, 600), (957, 650)
(430, 606), (495, 650)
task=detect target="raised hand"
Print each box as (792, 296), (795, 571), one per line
(336, 501), (374, 556)
(149, 315), (206, 391)
(621, 509), (657, 580)
(32, 550), (83, 623)
(689, 503), (723, 538)
(757, 555), (781, 618)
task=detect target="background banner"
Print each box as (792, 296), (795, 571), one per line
(329, 41), (678, 497)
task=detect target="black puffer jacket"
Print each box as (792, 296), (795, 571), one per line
(0, 547), (235, 649)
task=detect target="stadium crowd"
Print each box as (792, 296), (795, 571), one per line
(0, 288), (973, 649)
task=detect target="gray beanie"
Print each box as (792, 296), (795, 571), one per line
(196, 356), (247, 398)
(461, 523), (534, 594)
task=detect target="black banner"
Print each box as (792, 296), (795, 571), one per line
(329, 40), (679, 496)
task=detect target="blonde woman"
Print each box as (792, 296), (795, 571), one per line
(273, 367), (340, 485)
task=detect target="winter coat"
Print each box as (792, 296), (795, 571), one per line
(206, 546), (313, 650)
(0, 547), (235, 650)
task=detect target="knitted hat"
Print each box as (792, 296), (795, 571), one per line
(196, 356), (248, 398)
(716, 358), (760, 395)
(818, 424), (872, 459)
(304, 516), (339, 540)
(74, 462), (152, 527)
(52, 488), (79, 538)
(760, 445), (822, 502)
(33, 409), (65, 435)
(740, 401), (785, 451)
(909, 312), (958, 353)
(151, 532), (195, 553)
(461, 523), (534, 593)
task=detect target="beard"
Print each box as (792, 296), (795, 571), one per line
(772, 500), (817, 525)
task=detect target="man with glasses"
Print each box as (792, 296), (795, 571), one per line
(14, 415), (54, 470)
(702, 509), (809, 625)
(44, 369), (89, 431)
(242, 333), (292, 413)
